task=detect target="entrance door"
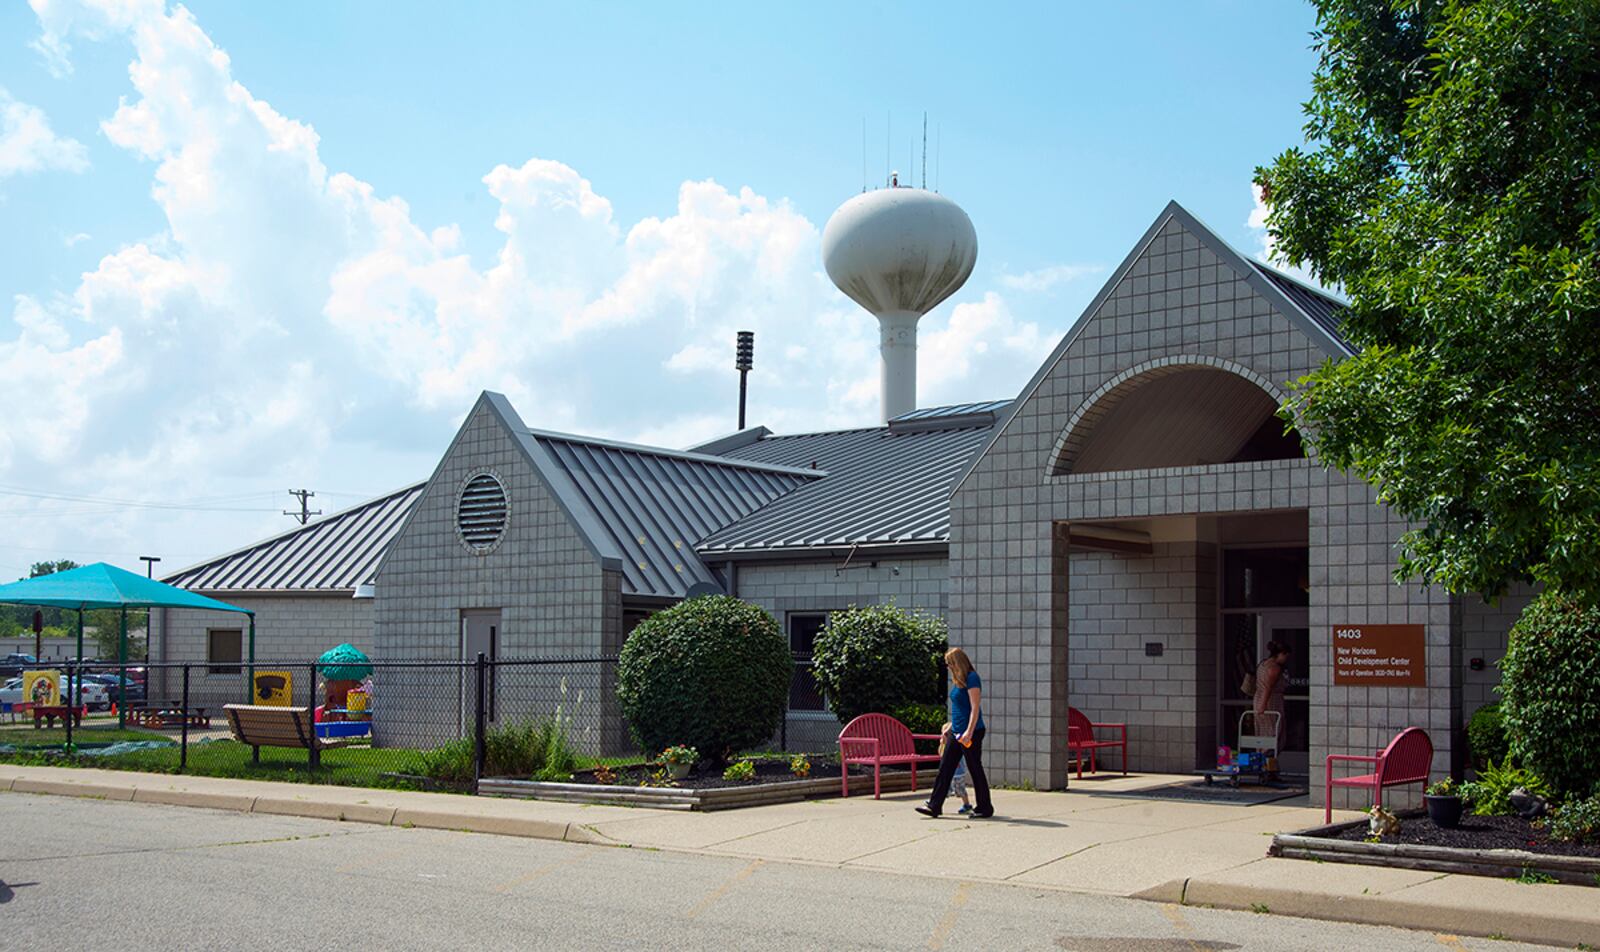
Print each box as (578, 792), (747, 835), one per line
(461, 610), (500, 723)
(1257, 609), (1310, 775)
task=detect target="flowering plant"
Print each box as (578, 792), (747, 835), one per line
(659, 745), (697, 767)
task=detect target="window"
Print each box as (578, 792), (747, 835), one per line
(207, 628), (242, 675)
(787, 613), (827, 712)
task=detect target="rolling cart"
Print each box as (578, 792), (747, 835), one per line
(1199, 710), (1281, 786)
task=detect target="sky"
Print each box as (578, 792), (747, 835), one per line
(0, 0), (1325, 581)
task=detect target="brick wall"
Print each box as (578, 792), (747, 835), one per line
(371, 398), (623, 750)
(951, 212), (1459, 804)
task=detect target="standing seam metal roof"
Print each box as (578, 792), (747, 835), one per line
(697, 416), (999, 553)
(1249, 261), (1349, 349)
(163, 483), (425, 592)
(531, 432), (818, 597)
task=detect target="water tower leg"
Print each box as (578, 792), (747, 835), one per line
(878, 310), (920, 422)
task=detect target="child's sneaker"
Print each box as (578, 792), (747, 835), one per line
(957, 804), (973, 815)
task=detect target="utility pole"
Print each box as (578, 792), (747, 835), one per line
(736, 331), (754, 431)
(139, 555), (160, 579)
(284, 489), (321, 525)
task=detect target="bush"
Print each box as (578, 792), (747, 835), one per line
(1545, 794), (1600, 844)
(1458, 758), (1552, 816)
(811, 604), (948, 724)
(1499, 592), (1600, 798)
(891, 701), (947, 756)
(1467, 703), (1508, 769)
(617, 595), (791, 762)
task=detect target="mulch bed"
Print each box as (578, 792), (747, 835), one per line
(569, 756), (903, 791)
(1332, 813), (1600, 859)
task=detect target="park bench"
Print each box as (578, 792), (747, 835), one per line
(838, 713), (943, 799)
(1324, 726), (1433, 822)
(1066, 707), (1128, 778)
(224, 704), (348, 768)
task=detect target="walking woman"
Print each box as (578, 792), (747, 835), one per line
(917, 647), (993, 818)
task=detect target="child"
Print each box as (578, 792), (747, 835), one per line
(938, 722), (974, 815)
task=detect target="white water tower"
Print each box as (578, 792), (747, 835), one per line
(822, 177), (978, 422)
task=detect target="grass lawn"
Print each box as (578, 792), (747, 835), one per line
(0, 727), (171, 746)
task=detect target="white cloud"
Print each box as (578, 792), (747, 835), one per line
(64, 231), (92, 246)
(0, 89), (89, 177)
(997, 263), (1102, 293)
(1, 0), (1057, 572)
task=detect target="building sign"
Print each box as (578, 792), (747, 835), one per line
(1332, 625), (1426, 687)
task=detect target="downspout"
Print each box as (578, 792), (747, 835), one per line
(724, 561), (739, 598)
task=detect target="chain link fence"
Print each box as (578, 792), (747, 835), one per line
(1, 654), (836, 790)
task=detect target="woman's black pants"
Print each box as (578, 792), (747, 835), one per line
(925, 727), (992, 816)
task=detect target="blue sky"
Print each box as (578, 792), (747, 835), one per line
(0, 1), (1322, 578)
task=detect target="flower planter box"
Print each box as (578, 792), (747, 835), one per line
(478, 768), (917, 811)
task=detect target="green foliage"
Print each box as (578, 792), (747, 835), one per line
(1425, 777), (1459, 797)
(1499, 593), (1600, 798)
(789, 754), (811, 778)
(1468, 702), (1509, 769)
(722, 759), (755, 782)
(1513, 868), (1557, 885)
(1544, 794), (1600, 845)
(616, 596), (791, 761)
(418, 717), (577, 784)
(810, 604), (947, 724)
(891, 701), (947, 756)
(1258, 1), (1600, 603)
(659, 745), (697, 767)
(1459, 759), (1553, 816)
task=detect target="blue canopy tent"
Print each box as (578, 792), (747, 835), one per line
(0, 563), (254, 738)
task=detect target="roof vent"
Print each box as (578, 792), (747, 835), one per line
(456, 472), (508, 553)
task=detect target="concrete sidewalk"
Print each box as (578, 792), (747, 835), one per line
(4, 764), (1596, 947)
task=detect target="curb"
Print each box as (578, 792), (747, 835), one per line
(2, 775), (627, 849)
(1176, 877), (1600, 948)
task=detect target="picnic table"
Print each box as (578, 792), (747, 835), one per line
(126, 704), (210, 728)
(31, 704), (87, 728)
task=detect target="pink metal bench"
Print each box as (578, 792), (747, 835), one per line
(1067, 707), (1127, 778)
(838, 713), (943, 799)
(1324, 726), (1432, 822)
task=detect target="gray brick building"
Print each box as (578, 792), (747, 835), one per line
(153, 199), (1523, 811)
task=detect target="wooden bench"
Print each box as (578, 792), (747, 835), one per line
(1067, 707), (1128, 778)
(1325, 726), (1433, 822)
(224, 704), (348, 768)
(838, 713), (944, 799)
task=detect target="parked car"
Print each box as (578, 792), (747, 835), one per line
(0, 675), (110, 710)
(1, 653), (41, 679)
(84, 674), (146, 703)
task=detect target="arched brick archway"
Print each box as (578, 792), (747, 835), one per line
(1046, 356), (1292, 477)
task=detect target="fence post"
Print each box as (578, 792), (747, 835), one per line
(180, 664), (191, 772)
(473, 652), (488, 790)
(308, 662), (320, 770)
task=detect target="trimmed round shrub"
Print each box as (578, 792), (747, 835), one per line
(1499, 592), (1600, 798)
(617, 595), (791, 761)
(891, 701), (948, 756)
(811, 604), (948, 724)
(1467, 702), (1508, 769)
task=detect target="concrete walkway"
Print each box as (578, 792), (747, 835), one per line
(4, 764), (1596, 947)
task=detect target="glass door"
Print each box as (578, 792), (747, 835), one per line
(1257, 609), (1310, 775)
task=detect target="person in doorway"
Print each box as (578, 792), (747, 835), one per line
(917, 647), (993, 818)
(1252, 639), (1291, 760)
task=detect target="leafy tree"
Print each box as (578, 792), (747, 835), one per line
(1257, 0), (1600, 604)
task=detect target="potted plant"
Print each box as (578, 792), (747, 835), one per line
(659, 745), (697, 779)
(1425, 777), (1465, 828)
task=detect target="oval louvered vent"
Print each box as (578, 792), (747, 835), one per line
(456, 473), (508, 552)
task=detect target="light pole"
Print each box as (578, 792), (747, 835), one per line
(139, 555), (160, 578)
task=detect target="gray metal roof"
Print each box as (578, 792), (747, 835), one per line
(164, 483), (425, 592)
(529, 430), (818, 598)
(1250, 261), (1349, 348)
(891, 400), (1011, 422)
(697, 409), (1001, 556)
